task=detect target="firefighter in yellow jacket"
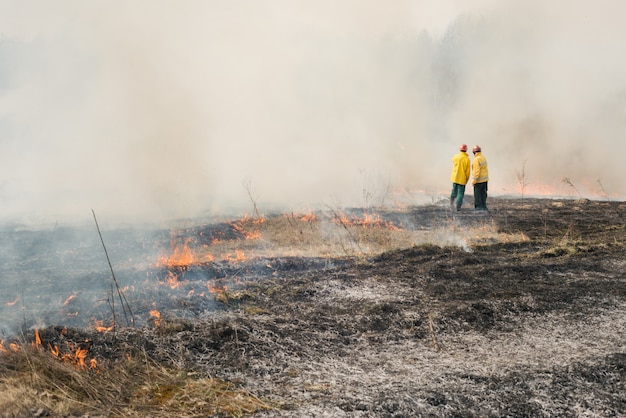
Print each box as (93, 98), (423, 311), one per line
(450, 144), (471, 211)
(471, 145), (489, 211)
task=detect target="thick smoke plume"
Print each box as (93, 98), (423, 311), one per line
(0, 0), (625, 224)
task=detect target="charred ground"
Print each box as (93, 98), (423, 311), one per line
(2, 197), (626, 417)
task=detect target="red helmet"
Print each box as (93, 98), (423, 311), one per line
(459, 144), (468, 152)
(472, 145), (481, 153)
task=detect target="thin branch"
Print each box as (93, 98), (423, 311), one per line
(243, 177), (260, 218)
(515, 160), (528, 200)
(597, 179), (610, 201)
(327, 207), (364, 254)
(92, 209), (134, 327)
(561, 177), (582, 198)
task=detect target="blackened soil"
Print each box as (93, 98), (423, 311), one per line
(18, 198), (626, 416)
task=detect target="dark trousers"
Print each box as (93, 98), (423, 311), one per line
(450, 183), (466, 209)
(474, 182), (488, 210)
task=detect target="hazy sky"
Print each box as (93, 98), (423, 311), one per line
(1, 0), (625, 224)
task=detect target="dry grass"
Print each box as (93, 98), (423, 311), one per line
(0, 346), (121, 416)
(0, 344), (270, 417)
(187, 210), (527, 261)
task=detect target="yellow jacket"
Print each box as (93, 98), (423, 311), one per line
(450, 151), (470, 185)
(472, 152), (489, 184)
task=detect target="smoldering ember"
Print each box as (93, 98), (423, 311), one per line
(1, 196), (625, 417)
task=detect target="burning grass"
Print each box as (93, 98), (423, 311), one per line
(158, 206), (528, 264)
(0, 336), (270, 417)
(0, 344), (127, 416)
(1, 197), (625, 416)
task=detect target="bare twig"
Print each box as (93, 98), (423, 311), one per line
(92, 209), (134, 327)
(379, 177), (393, 209)
(597, 179), (610, 201)
(21, 288), (26, 332)
(362, 188), (373, 210)
(243, 177), (261, 218)
(327, 206), (364, 254)
(561, 177), (582, 198)
(515, 160), (528, 200)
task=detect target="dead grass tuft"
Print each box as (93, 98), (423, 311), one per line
(0, 344), (271, 417)
(132, 373), (271, 417)
(0, 345), (125, 416)
(219, 210), (524, 259)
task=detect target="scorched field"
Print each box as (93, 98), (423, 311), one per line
(1, 197), (625, 417)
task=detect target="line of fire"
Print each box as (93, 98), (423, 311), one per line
(0, 207), (411, 370)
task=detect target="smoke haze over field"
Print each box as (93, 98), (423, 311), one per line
(1, 0), (625, 224)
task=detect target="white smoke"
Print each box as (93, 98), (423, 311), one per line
(0, 0), (625, 224)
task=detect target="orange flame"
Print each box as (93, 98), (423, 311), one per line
(51, 342), (95, 370)
(92, 319), (114, 333)
(63, 294), (77, 305)
(164, 271), (181, 289)
(10, 332), (101, 371)
(161, 237), (195, 267)
(74, 348), (88, 368)
(300, 213), (316, 222)
(32, 328), (42, 348)
(96, 325), (113, 333)
(243, 230), (262, 240)
(231, 220), (263, 240)
(224, 249), (246, 262)
(333, 212), (400, 230)
(207, 282), (227, 295)
(235, 249), (246, 261)
(157, 220), (260, 272)
(149, 309), (162, 326)
(200, 246), (215, 262)
(49, 344), (59, 357)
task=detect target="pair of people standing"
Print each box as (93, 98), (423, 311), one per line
(450, 144), (489, 211)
